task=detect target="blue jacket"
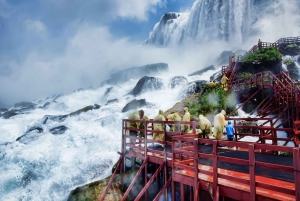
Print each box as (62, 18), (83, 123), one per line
(226, 123), (234, 136)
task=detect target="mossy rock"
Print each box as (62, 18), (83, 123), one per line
(281, 44), (300, 56)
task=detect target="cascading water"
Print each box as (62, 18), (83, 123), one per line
(0, 69), (219, 200)
(144, 0), (255, 46)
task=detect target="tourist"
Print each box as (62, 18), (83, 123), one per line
(199, 114), (212, 138)
(182, 107), (191, 133)
(138, 110), (149, 138)
(225, 121), (234, 141)
(153, 109), (166, 141)
(213, 110), (227, 140)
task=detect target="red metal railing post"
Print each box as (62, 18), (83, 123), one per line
(293, 148), (300, 201)
(249, 144), (256, 201)
(194, 138), (199, 201)
(212, 140), (218, 200)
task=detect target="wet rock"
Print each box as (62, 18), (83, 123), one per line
(210, 71), (221, 82)
(131, 76), (163, 96)
(182, 80), (207, 98)
(286, 62), (300, 80)
(168, 76), (188, 89)
(14, 102), (36, 110)
(217, 50), (234, 65)
(122, 99), (148, 113)
(235, 49), (247, 55)
(105, 63), (168, 85)
(39, 102), (51, 109)
(69, 105), (100, 117)
(106, 99), (119, 105)
(16, 126), (44, 144)
(26, 126), (43, 133)
(42, 115), (68, 124)
(103, 87), (113, 97)
(281, 44), (300, 56)
(94, 104), (101, 109)
(2, 110), (20, 119)
(188, 65), (215, 76)
(50, 126), (68, 135)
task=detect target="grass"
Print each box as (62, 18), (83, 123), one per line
(242, 47), (282, 63)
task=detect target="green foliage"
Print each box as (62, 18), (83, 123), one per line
(186, 84), (235, 117)
(283, 58), (294, 66)
(242, 47), (282, 63)
(239, 72), (252, 78)
(280, 152), (293, 157)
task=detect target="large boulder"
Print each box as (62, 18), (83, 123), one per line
(168, 76), (188, 89)
(2, 110), (21, 119)
(105, 63), (168, 85)
(14, 102), (36, 110)
(16, 126), (44, 144)
(188, 65), (215, 76)
(50, 126), (68, 135)
(217, 51), (233, 65)
(106, 99), (119, 105)
(131, 76), (163, 96)
(181, 80), (207, 99)
(122, 99), (148, 113)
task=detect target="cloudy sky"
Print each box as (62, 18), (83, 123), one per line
(0, 0), (196, 105)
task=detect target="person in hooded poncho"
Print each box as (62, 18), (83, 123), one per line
(167, 112), (182, 132)
(199, 114), (212, 138)
(138, 110), (149, 137)
(153, 109), (166, 141)
(213, 110), (227, 140)
(127, 110), (140, 136)
(182, 107), (190, 132)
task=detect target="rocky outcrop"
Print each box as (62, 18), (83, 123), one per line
(164, 93), (200, 117)
(49, 126), (68, 135)
(2, 110), (21, 119)
(14, 102), (36, 110)
(168, 76), (188, 89)
(130, 76), (163, 96)
(69, 104), (100, 117)
(39, 102), (51, 109)
(122, 99), (148, 113)
(106, 99), (119, 105)
(217, 51), (233, 65)
(16, 126), (44, 144)
(105, 63), (168, 85)
(181, 80), (207, 99)
(188, 65), (215, 76)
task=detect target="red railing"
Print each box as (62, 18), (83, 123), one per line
(172, 135), (300, 201)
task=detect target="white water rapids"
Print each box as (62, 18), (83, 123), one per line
(0, 70), (219, 201)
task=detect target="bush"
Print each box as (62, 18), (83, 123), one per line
(242, 47), (282, 63)
(186, 84), (235, 117)
(239, 72), (252, 78)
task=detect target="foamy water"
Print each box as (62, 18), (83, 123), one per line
(0, 70), (217, 201)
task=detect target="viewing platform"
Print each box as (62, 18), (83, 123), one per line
(100, 119), (300, 201)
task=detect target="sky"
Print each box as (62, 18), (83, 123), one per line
(0, 0), (299, 106)
(0, 0), (195, 106)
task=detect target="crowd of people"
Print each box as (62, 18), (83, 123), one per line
(126, 107), (235, 142)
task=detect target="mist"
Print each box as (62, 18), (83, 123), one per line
(0, 0), (300, 106)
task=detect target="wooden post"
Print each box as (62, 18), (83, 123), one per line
(194, 138), (199, 201)
(144, 120), (148, 201)
(213, 140), (218, 200)
(293, 148), (300, 201)
(249, 144), (256, 201)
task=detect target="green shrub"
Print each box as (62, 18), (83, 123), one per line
(186, 84), (235, 117)
(242, 47), (282, 63)
(240, 72), (252, 78)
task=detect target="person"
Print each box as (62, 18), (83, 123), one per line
(221, 75), (228, 91)
(225, 121), (234, 141)
(127, 110), (140, 137)
(153, 109), (166, 141)
(232, 53), (236, 62)
(213, 110), (227, 140)
(199, 114), (212, 138)
(138, 110), (149, 137)
(258, 39), (262, 49)
(182, 107), (191, 133)
(167, 112), (182, 132)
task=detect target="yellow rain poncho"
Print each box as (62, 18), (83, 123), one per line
(127, 110), (140, 129)
(139, 114), (149, 137)
(199, 114), (212, 138)
(182, 107), (190, 132)
(167, 112), (182, 132)
(153, 109), (166, 141)
(213, 110), (227, 140)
